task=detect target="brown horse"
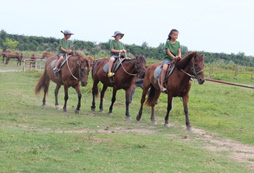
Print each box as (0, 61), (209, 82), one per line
(41, 52), (55, 59)
(35, 53), (90, 113)
(3, 52), (23, 65)
(136, 52), (205, 130)
(91, 55), (146, 119)
(29, 53), (38, 70)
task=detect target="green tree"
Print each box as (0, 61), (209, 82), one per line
(3, 38), (19, 50)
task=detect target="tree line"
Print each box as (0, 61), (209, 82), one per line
(0, 30), (253, 66)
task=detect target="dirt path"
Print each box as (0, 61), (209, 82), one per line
(191, 127), (254, 170)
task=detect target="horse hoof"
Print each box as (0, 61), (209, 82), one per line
(187, 126), (192, 131)
(56, 105), (60, 110)
(42, 105), (46, 108)
(99, 109), (104, 113)
(126, 116), (131, 120)
(136, 116), (140, 121)
(108, 112), (113, 116)
(75, 110), (79, 114)
(91, 108), (95, 111)
(152, 121), (157, 125)
(164, 123), (170, 127)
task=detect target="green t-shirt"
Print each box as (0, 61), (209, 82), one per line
(164, 40), (180, 60)
(58, 39), (73, 54)
(109, 40), (124, 56)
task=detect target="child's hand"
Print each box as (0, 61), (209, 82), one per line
(122, 49), (126, 53)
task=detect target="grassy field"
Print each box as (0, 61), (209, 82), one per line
(0, 60), (254, 172)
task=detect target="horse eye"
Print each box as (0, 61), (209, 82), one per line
(194, 64), (198, 67)
(81, 69), (84, 71)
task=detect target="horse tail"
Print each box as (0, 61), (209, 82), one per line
(35, 69), (48, 95)
(145, 84), (158, 107)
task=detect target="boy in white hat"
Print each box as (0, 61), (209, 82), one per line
(53, 30), (74, 73)
(108, 31), (126, 77)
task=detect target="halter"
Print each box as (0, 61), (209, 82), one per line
(180, 56), (204, 79)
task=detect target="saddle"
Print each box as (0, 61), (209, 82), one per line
(154, 63), (175, 85)
(103, 54), (127, 73)
(51, 54), (72, 71)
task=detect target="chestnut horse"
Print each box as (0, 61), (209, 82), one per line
(91, 55), (146, 119)
(2, 51), (23, 65)
(41, 52), (55, 59)
(136, 52), (205, 130)
(35, 53), (90, 113)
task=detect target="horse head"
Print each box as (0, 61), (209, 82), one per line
(191, 53), (205, 84)
(135, 55), (146, 78)
(78, 57), (90, 86)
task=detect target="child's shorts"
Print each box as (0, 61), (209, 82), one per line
(162, 60), (172, 65)
(57, 53), (65, 58)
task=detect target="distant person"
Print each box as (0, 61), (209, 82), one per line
(108, 31), (126, 77)
(53, 30), (74, 73)
(160, 29), (181, 92)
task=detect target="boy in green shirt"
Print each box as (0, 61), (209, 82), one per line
(53, 30), (74, 73)
(161, 29), (181, 92)
(108, 31), (126, 77)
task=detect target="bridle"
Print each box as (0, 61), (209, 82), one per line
(180, 56), (204, 79)
(78, 62), (89, 80)
(119, 53), (144, 76)
(66, 55), (89, 81)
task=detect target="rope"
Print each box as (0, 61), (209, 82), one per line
(66, 54), (79, 80)
(118, 52), (137, 76)
(180, 69), (195, 78)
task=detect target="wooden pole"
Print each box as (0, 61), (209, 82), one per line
(205, 78), (254, 89)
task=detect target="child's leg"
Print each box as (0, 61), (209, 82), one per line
(55, 56), (64, 69)
(160, 64), (168, 91)
(108, 57), (115, 77)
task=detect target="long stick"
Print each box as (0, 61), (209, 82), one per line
(205, 78), (254, 89)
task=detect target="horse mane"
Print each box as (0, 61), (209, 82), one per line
(176, 52), (197, 69)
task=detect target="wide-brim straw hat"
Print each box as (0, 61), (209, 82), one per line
(112, 31), (124, 38)
(61, 30), (74, 35)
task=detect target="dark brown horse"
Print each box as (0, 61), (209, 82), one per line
(136, 52), (205, 130)
(91, 55), (146, 119)
(35, 53), (90, 113)
(29, 53), (38, 70)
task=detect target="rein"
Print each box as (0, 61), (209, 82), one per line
(118, 52), (138, 76)
(66, 55), (79, 80)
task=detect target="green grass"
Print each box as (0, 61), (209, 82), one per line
(0, 62), (254, 172)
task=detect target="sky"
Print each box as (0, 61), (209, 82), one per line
(1, 0), (254, 56)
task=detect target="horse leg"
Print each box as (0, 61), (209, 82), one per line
(150, 89), (161, 125)
(125, 87), (131, 119)
(63, 85), (69, 112)
(136, 80), (150, 121)
(182, 94), (191, 131)
(74, 84), (82, 114)
(108, 88), (117, 115)
(55, 83), (61, 109)
(99, 85), (108, 112)
(91, 80), (99, 111)
(164, 94), (173, 127)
